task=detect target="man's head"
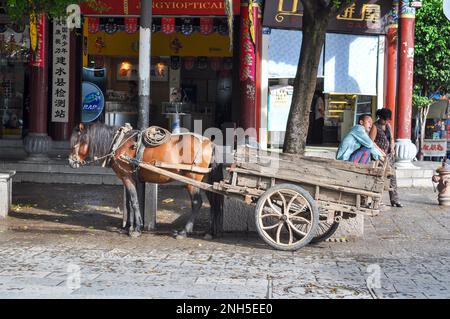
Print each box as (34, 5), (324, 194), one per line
(358, 114), (373, 133)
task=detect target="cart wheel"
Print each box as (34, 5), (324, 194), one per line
(255, 184), (319, 251)
(310, 211), (340, 244)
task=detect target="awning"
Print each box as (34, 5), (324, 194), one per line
(80, 0), (241, 16)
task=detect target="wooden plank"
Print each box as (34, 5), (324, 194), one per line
(235, 161), (385, 193)
(120, 156), (224, 195)
(237, 146), (386, 176)
(153, 161), (211, 174)
(230, 167), (383, 198)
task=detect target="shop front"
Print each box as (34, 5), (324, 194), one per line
(0, 10), (30, 140)
(80, 0), (240, 134)
(261, 0), (390, 150)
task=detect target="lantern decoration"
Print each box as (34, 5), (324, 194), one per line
(124, 17), (138, 34)
(181, 18), (193, 36)
(88, 17), (100, 34)
(210, 57), (222, 71)
(199, 17), (214, 35)
(197, 56), (208, 70)
(104, 18), (118, 34)
(223, 57), (233, 70)
(184, 56), (195, 71)
(161, 17), (175, 35)
(171, 56), (181, 70)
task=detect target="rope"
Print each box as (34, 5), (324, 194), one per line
(142, 126), (171, 147)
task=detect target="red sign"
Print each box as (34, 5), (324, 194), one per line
(88, 17), (100, 34)
(30, 14), (46, 67)
(199, 17), (214, 35)
(124, 17), (138, 33)
(80, 0), (240, 16)
(161, 17), (175, 34)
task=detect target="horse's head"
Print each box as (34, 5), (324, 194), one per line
(68, 123), (89, 168)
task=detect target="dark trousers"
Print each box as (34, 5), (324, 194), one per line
(388, 153), (399, 203)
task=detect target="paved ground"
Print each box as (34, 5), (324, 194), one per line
(0, 183), (449, 299)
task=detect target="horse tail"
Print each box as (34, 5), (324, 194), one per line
(206, 142), (224, 237)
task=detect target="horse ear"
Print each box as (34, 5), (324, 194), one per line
(79, 123), (85, 131)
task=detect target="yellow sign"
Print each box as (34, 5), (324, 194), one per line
(29, 14), (38, 51)
(86, 30), (232, 57)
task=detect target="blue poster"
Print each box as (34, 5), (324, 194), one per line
(81, 81), (104, 123)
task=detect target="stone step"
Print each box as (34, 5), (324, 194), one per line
(0, 160), (122, 185)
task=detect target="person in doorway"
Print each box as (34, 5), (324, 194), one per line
(312, 93), (325, 144)
(369, 108), (403, 208)
(336, 114), (385, 164)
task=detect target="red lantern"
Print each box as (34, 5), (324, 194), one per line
(210, 57), (222, 71)
(199, 17), (214, 35)
(88, 17), (100, 34)
(124, 17), (138, 34)
(184, 57), (195, 71)
(161, 17), (175, 35)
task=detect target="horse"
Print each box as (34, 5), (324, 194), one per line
(68, 122), (223, 239)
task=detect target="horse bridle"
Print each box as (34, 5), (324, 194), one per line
(70, 129), (139, 168)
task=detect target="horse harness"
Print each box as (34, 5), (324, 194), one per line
(102, 125), (209, 179)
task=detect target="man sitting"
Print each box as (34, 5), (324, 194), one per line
(336, 114), (385, 164)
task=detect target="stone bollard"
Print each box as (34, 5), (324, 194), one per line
(0, 170), (15, 219)
(432, 160), (450, 206)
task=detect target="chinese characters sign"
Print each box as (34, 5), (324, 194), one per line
(421, 139), (447, 157)
(30, 14), (46, 67)
(263, 0), (391, 35)
(51, 19), (70, 123)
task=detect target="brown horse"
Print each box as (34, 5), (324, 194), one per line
(68, 122), (223, 238)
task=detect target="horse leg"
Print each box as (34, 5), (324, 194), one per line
(123, 178), (143, 238)
(120, 186), (132, 234)
(175, 185), (202, 239)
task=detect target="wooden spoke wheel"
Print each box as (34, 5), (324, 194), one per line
(255, 184), (319, 251)
(310, 211), (340, 244)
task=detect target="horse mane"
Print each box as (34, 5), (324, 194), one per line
(82, 122), (118, 159)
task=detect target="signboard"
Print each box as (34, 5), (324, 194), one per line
(421, 139), (447, 157)
(268, 85), (293, 131)
(81, 81), (105, 123)
(30, 14), (46, 67)
(445, 0), (450, 21)
(80, 0), (240, 16)
(51, 19), (70, 123)
(263, 0), (391, 35)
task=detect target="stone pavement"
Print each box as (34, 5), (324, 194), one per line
(0, 183), (449, 299)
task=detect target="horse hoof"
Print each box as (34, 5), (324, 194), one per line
(129, 231), (141, 238)
(204, 234), (213, 240)
(175, 233), (187, 240)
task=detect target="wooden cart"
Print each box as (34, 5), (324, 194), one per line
(121, 146), (390, 251)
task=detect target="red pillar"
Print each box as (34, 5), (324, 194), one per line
(24, 14), (52, 160)
(396, 3), (416, 140)
(29, 14), (49, 135)
(385, 1), (399, 134)
(394, 1), (418, 168)
(239, 0), (262, 138)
